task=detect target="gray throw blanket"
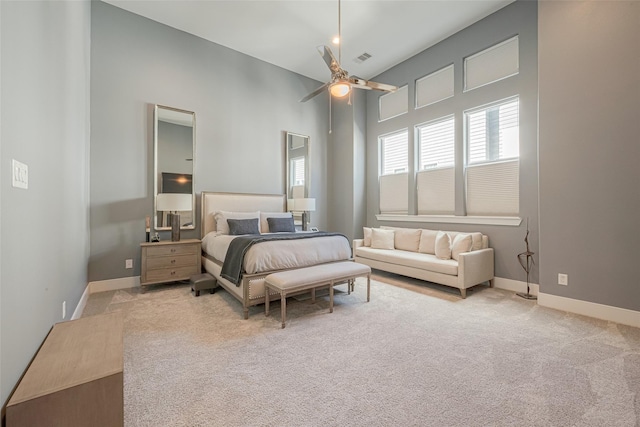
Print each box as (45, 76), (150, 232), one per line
(220, 232), (347, 285)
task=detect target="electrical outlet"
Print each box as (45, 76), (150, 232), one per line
(558, 273), (568, 286)
(62, 301), (66, 319)
(125, 259), (133, 269)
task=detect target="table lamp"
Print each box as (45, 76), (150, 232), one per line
(156, 193), (192, 241)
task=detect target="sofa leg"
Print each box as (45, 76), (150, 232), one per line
(460, 288), (467, 299)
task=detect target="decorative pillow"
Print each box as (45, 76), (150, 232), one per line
(260, 212), (292, 233)
(371, 228), (395, 250)
(418, 229), (438, 255)
(470, 232), (484, 251)
(435, 231), (452, 260)
(227, 218), (260, 236)
(451, 233), (473, 261)
(214, 211), (260, 235)
(363, 227), (372, 247)
(267, 217), (295, 233)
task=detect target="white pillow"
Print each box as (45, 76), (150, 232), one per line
(260, 212), (292, 233)
(435, 231), (452, 260)
(418, 229), (438, 255)
(371, 228), (395, 250)
(470, 232), (484, 251)
(451, 233), (473, 261)
(363, 227), (372, 247)
(214, 211), (260, 235)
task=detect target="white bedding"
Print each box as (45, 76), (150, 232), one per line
(201, 232), (352, 274)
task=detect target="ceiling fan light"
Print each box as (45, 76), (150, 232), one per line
(330, 82), (350, 97)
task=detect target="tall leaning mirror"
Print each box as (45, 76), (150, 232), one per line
(154, 105), (195, 231)
(285, 132), (310, 228)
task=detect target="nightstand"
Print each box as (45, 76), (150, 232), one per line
(140, 239), (201, 287)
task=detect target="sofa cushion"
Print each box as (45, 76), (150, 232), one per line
(470, 232), (484, 251)
(451, 233), (473, 260)
(382, 227), (421, 252)
(355, 246), (458, 276)
(418, 229), (438, 255)
(363, 227), (372, 247)
(435, 231), (452, 260)
(371, 228), (395, 249)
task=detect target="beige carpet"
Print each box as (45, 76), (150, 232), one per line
(83, 273), (640, 427)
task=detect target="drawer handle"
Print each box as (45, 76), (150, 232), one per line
(171, 248), (177, 253)
(170, 271), (176, 275)
(171, 259), (176, 264)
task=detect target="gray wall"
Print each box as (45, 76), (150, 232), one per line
(365, 0), (539, 283)
(327, 91), (367, 242)
(0, 0), (91, 403)
(538, 1), (640, 311)
(90, 2), (329, 282)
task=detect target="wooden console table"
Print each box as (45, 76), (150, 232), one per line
(6, 312), (124, 426)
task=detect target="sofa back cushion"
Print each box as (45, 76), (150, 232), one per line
(435, 231), (452, 260)
(380, 226), (422, 252)
(418, 229), (438, 254)
(371, 228), (395, 249)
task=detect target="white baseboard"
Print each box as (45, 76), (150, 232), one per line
(89, 276), (140, 294)
(538, 292), (640, 329)
(493, 277), (539, 295)
(71, 285), (90, 320)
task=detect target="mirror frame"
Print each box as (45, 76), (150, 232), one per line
(154, 104), (196, 231)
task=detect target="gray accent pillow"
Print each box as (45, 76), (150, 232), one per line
(267, 217), (295, 233)
(227, 218), (260, 235)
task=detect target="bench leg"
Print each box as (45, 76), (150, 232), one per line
(329, 281), (334, 313)
(311, 287), (315, 303)
(265, 289), (270, 317)
(347, 279), (352, 295)
(280, 293), (287, 329)
(367, 274), (371, 302)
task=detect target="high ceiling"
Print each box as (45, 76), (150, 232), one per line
(103, 0), (514, 83)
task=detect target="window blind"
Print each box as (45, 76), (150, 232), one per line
(379, 85), (408, 121)
(292, 157), (305, 185)
(380, 173), (408, 214)
(467, 98), (519, 164)
(418, 116), (455, 170)
(417, 167), (455, 214)
(416, 65), (454, 108)
(466, 159), (519, 216)
(464, 36), (519, 91)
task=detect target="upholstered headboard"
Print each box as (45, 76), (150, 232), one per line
(200, 192), (286, 237)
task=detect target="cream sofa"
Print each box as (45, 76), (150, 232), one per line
(353, 226), (494, 298)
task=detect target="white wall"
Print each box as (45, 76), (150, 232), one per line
(0, 0), (91, 403)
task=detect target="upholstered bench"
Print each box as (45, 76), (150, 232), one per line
(264, 261), (371, 328)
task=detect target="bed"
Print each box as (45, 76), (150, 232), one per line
(200, 192), (352, 318)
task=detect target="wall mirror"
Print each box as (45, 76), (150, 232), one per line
(285, 132), (310, 226)
(154, 104), (195, 231)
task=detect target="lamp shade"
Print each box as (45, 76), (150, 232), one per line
(291, 198), (316, 212)
(330, 82), (350, 97)
(156, 193), (192, 212)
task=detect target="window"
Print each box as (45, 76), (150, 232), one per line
(465, 97), (519, 216)
(291, 157), (305, 185)
(415, 64), (454, 109)
(380, 130), (408, 175)
(416, 117), (455, 214)
(379, 85), (408, 122)
(379, 130), (408, 214)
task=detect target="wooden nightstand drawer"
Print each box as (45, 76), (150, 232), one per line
(145, 244), (199, 258)
(144, 265), (199, 283)
(145, 254), (197, 270)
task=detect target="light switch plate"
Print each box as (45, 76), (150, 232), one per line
(12, 159), (28, 189)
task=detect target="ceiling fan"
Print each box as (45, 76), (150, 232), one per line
(300, 0), (398, 103)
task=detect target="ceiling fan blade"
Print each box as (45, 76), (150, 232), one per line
(317, 45), (341, 74)
(300, 82), (330, 102)
(349, 76), (398, 93)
